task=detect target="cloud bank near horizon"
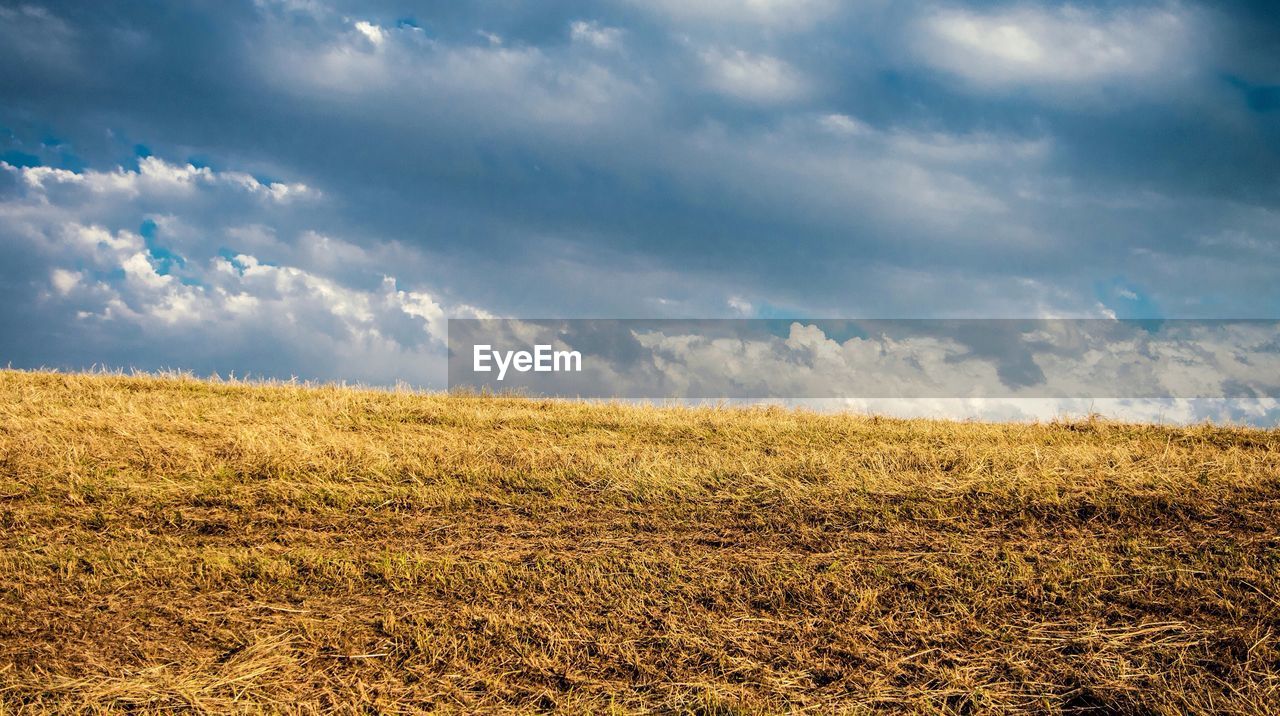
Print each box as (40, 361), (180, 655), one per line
(446, 318), (1280, 424)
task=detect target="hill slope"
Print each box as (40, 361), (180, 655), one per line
(1, 371), (1279, 714)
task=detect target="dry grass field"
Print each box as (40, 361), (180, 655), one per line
(1, 370), (1279, 714)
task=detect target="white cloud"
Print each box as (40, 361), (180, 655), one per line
(71, 224), (143, 254)
(915, 4), (1192, 88)
(383, 275), (484, 341)
(4, 157), (314, 202)
(570, 20), (623, 50)
(818, 113), (873, 136)
(1, 153), (487, 385)
(700, 48), (809, 103)
(121, 251), (174, 291)
(50, 268), (81, 296)
(52, 222), (471, 343)
(791, 397), (1279, 425)
(353, 20), (386, 47)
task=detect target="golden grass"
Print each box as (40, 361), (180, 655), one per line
(1, 369), (1278, 714)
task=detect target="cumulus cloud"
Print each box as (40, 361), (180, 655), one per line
(914, 3), (1194, 89)
(627, 321), (1280, 400)
(727, 296), (753, 315)
(448, 319), (1280, 423)
(792, 397), (1280, 426)
(49, 268), (81, 296)
(0, 153), (483, 384)
(7, 157), (314, 202)
(352, 20), (386, 47)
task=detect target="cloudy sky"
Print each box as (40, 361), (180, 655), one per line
(1, 0), (1278, 392)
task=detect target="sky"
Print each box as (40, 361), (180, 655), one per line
(1, 0), (1278, 407)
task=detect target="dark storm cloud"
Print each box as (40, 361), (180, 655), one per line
(0, 0), (1278, 418)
